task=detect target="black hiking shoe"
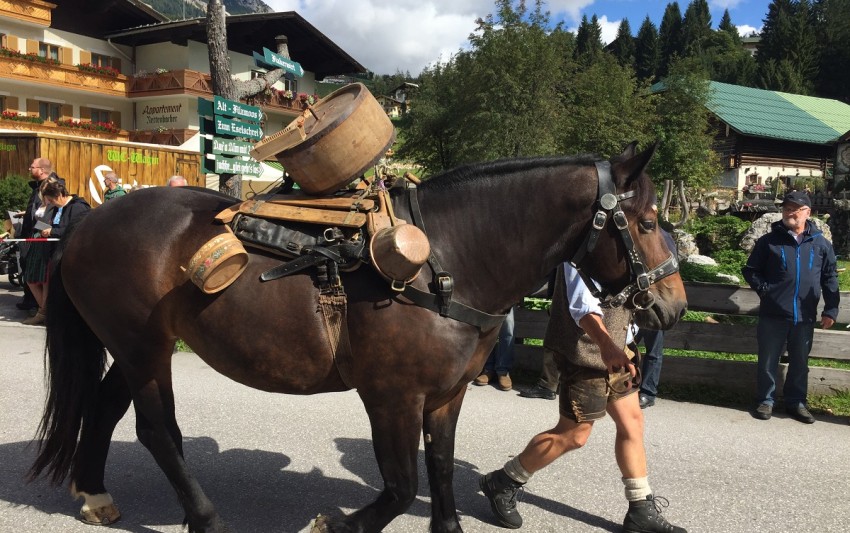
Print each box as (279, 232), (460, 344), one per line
(519, 384), (556, 400)
(479, 469), (524, 529)
(623, 495), (687, 533)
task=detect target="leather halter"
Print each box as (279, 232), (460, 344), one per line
(570, 161), (680, 309)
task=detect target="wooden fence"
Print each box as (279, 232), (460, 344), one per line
(512, 282), (850, 396)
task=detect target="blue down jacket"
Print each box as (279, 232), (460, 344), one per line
(742, 219), (839, 324)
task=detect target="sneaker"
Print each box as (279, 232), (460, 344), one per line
(639, 395), (656, 409)
(786, 405), (815, 424)
(479, 469), (524, 529)
(474, 370), (495, 386)
(753, 403), (772, 420)
(497, 374), (513, 391)
(623, 494), (687, 533)
(519, 385), (556, 400)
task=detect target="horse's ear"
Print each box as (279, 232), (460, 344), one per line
(612, 141), (658, 186)
(619, 141), (639, 159)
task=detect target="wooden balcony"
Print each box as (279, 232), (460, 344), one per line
(128, 69), (213, 98)
(0, 0), (53, 26)
(0, 54), (127, 97)
(128, 69), (309, 116)
(0, 117), (129, 141)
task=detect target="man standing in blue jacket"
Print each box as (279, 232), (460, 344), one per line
(742, 190), (839, 424)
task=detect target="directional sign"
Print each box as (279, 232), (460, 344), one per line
(201, 116), (263, 140)
(206, 135), (255, 157)
(204, 154), (262, 176)
(197, 97), (262, 123)
(253, 48), (304, 77)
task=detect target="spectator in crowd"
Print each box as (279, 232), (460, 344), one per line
(479, 263), (686, 532)
(20, 158), (63, 322)
(742, 190), (839, 424)
(167, 175), (188, 187)
(103, 172), (127, 201)
(635, 330), (664, 409)
(474, 307), (516, 391)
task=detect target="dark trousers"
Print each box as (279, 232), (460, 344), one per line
(636, 329), (664, 398)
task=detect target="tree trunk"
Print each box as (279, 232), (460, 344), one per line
(206, 1), (290, 198)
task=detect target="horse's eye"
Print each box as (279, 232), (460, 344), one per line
(639, 220), (656, 232)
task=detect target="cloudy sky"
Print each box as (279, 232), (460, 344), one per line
(264, 0), (769, 76)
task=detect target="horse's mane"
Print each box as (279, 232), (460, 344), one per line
(419, 154), (600, 192)
(417, 153), (657, 219)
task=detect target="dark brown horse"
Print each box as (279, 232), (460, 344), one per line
(31, 143), (687, 533)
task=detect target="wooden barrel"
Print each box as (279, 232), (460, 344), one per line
(249, 83), (395, 196)
(185, 231), (249, 294)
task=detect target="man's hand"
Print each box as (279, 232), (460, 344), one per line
(600, 343), (637, 378)
(821, 316), (835, 329)
(578, 312), (637, 378)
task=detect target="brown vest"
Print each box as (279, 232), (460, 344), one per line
(543, 266), (633, 372)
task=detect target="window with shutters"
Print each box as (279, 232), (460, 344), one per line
(38, 101), (61, 122)
(38, 42), (60, 61)
(91, 53), (113, 68)
(91, 108), (111, 123)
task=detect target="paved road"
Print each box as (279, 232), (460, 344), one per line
(1, 277), (849, 533)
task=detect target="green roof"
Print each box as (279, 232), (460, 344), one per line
(705, 81), (850, 145)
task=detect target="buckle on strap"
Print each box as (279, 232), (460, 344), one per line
(436, 272), (453, 316)
(592, 210), (607, 230)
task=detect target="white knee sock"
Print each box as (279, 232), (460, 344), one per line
(623, 476), (652, 502)
(503, 456), (533, 484)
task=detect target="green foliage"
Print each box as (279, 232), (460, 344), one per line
(649, 59), (721, 191)
(813, 0), (850, 101)
(634, 16), (659, 81)
(397, 0), (568, 171)
(757, 0), (818, 94)
(657, 2), (684, 77)
(559, 54), (656, 157)
(610, 18), (635, 67)
(683, 214), (749, 254)
(0, 175), (30, 220)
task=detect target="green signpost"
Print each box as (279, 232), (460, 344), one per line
(198, 96), (264, 176)
(252, 47), (304, 77)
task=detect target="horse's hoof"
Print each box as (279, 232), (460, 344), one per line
(310, 514), (330, 533)
(78, 502), (121, 525)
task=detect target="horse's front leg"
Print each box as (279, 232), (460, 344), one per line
(69, 364), (131, 525)
(318, 395), (424, 533)
(422, 386), (467, 533)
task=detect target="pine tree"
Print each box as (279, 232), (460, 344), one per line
(682, 0), (713, 56)
(576, 14), (604, 61)
(757, 0), (817, 93)
(658, 2), (684, 77)
(610, 18), (635, 67)
(813, 0), (850, 101)
(634, 16), (660, 81)
(718, 9), (741, 45)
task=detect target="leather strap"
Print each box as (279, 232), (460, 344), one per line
(403, 186), (506, 331)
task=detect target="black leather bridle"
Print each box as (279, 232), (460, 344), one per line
(570, 161), (680, 309)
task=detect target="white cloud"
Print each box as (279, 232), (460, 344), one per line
(737, 24), (760, 37)
(265, 0), (489, 75)
(565, 14), (621, 45)
(709, 0), (744, 9)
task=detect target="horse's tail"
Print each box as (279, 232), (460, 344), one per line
(30, 241), (107, 484)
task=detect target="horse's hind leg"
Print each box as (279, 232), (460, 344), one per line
(127, 351), (229, 533)
(70, 364), (131, 525)
(423, 388), (467, 533)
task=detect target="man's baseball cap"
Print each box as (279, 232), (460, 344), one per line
(781, 190), (811, 208)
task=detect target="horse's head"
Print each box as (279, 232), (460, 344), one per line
(571, 142), (688, 330)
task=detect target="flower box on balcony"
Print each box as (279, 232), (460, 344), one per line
(0, 46), (60, 66)
(76, 63), (121, 77)
(1, 110), (45, 124)
(56, 119), (120, 134)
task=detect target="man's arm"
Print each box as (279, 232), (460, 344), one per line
(742, 237), (769, 294)
(820, 243), (840, 328)
(578, 313), (636, 377)
(563, 263), (636, 376)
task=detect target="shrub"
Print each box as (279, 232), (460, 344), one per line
(683, 215), (750, 255)
(0, 175), (31, 220)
